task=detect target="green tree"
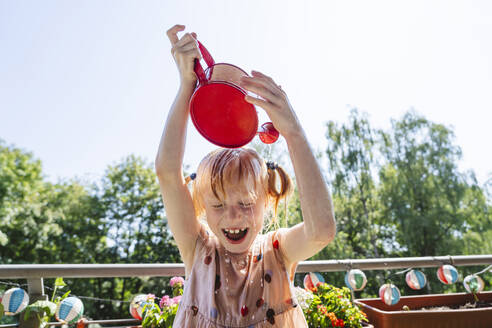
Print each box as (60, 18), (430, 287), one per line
(0, 139), (61, 263)
(321, 109), (386, 260)
(0, 141), (181, 320)
(98, 155), (179, 264)
(378, 111), (488, 257)
(92, 155), (180, 317)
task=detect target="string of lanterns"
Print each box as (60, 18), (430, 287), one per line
(0, 287), (158, 323)
(303, 264), (491, 306)
(1, 264), (490, 321)
(0, 288), (84, 324)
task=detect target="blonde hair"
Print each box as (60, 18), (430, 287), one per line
(185, 148), (293, 223)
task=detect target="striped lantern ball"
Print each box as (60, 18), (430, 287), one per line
(405, 269), (427, 290)
(129, 294), (157, 320)
(437, 265), (458, 285)
(55, 297), (84, 324)
(0, 288), (29, 316)
(463, 274), (484, 293)
(379, 283), (401, 306)
(344, 269), (367, 291)
(303, 272), (325, 291)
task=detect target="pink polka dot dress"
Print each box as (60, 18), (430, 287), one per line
(173, 224), (308, 327)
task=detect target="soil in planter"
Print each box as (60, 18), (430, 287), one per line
(356, 292), (492, 328)
(415, 300), (492, 311)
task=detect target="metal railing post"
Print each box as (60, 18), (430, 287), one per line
(19, 278), (47, 328)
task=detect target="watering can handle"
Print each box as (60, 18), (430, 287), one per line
(194, 41), (215, 85)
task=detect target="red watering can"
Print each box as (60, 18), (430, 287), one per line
(189, 41), (279, 148)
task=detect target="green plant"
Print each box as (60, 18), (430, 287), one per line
(296, 283), (368, 328)
(141, 277), (184, 328)
(23, 277), (71, 327)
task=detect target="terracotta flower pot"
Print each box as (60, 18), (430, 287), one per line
(354, 291), (492, 328)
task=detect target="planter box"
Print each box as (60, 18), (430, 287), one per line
(354, 291), (492, 328)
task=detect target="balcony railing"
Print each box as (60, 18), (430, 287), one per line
(1, 255), (491, 327)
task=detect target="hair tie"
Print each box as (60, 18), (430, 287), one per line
(266, 161), (278, 170)
(190, 173), (197, 180)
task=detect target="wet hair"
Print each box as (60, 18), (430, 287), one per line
(185, 148), (293, 223)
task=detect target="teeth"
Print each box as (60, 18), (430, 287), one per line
(223, 228), (247, 234)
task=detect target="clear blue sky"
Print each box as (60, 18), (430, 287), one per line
(1, 0), (491, 186)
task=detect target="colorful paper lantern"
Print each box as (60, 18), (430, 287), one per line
(437, 265), (458, 284)
(379, 283), (400, 306)
(344, 269), (367, 291)
(463, 274), (484, 293)
(303, 272), (325, 291)
(129, 294), (157, 320)
(55, 297), (84, 324)
(0, 288), (29, 315)
(130, 294), (148, 320)
(405, 269), (427, 290)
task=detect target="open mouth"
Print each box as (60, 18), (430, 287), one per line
(222, 228), (248, 243)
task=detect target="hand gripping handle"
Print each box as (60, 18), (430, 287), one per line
(193, 41), (215, 85)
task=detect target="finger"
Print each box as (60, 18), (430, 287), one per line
(251, 70), (285, 94)
(175, 33), (196, 48)
(244, 94), (276, 112)
(251, 70), (276, 84)
(250, 71), (284, 94)
(178, 40), (199, 52)
(182, 48), (202, 60)
(171, 34), (197, 56)
(191, 32), (197, 39)
(241, 76), (281, 104)
(241, 82), (280, 106)
(166, 24), (185, 45)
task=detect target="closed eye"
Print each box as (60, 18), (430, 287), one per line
(212, 204), (223, 209)
(239, 202), (253, 207)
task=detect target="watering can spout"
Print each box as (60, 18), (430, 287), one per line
(257, 122), (279, 144)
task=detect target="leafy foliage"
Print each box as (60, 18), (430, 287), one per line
(23, 277), (70, 327)
(141, 277), (184, 328)
(300, 283), (368, 327)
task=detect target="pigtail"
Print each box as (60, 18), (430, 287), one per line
(185, 173), (196, 185)
(266, 162), (293, 220)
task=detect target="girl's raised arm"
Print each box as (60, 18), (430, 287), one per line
(240, 71), (336, 266)
(155, 25), (202, 275)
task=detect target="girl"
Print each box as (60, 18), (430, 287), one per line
(155, 24), (336, 327)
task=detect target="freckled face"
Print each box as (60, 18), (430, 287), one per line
(203, 183), (266, 253)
